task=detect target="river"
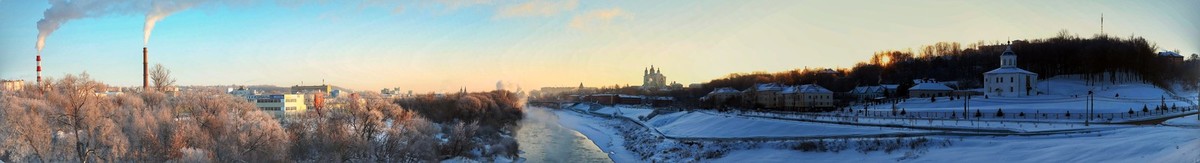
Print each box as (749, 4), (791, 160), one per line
(516, 106), (613, 163)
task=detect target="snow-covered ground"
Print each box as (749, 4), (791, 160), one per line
(589, 105), (656, 119)
(869, 77), (1198, 114)
(553, 103), (1200, 162)
(567, 104), (935, 139)
(1164, 115), (1200, 126)
(649, 111), (926, 138)
(713, 126), (1200, 163)
(554, 107), (642, 162)
(733, 110), (1131, 133)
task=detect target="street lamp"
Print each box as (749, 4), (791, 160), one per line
(964, 94), (970, 119)
(1087, 90), (1093, 126)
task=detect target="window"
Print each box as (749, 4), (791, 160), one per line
(285, 106), (297, 111)
(286, 99), (297, 102)
(1010, 87), (1013, 92)
(1010, 77), (1013, 83)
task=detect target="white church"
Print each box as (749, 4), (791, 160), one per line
(984, 46), (1039, 97)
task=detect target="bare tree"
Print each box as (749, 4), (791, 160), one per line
(40, 73), (130, 162)
(150, 64), (176, 92)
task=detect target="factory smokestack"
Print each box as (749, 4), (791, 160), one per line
(36, 51), (41, 83)
(143, 47), (148, 91)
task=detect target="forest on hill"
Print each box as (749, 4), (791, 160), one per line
(696, 31), (1199, 102)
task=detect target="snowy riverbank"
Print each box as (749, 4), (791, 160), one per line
(552, 104), (1200, 162)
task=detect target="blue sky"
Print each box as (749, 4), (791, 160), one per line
(1, 0), (1197, 92)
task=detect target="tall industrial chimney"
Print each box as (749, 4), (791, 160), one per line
(36, 53), (41, 83)
(143, 47), (148, 91)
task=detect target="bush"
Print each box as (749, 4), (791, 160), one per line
(1019, 112), (1025, 117)
(1128, 108), (1134, 115)
(900, 109), (907, 115)
(1142, 105), (1150, 112)
(995, 108), (1005, 117)
(973, 109), (982, 118)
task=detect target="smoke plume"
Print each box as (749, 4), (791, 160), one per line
(145, 0), (207, 46)
(35, 0), (218, 50)
(34, 0), (487, 50)
(36, 0), (141, 52)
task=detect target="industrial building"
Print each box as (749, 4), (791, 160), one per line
(248, 94), (308, 118)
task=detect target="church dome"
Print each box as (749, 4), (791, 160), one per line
(1001, 46), (1016, 56)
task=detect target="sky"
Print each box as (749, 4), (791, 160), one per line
(1, 0), (1197, 93)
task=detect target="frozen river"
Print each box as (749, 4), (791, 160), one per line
(515, 106), (613, 163)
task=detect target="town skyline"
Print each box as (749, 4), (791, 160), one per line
(1, 0), (1198, 92)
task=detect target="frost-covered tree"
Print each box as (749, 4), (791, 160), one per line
(2, 97), (54, 162)
(149, 64), (176, 92)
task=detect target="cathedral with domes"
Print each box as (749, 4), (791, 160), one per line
(643, 65), (667, 89)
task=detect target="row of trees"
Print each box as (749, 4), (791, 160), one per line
(1, 73), (291, 162)
(1, 73), (528, 162)
(394, 91), (525, 130)
(393, 91), (526, 159)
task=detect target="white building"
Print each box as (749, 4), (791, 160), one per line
(984, 46), (1038, 97)
(248, 94), (308, 118)
(1, 80), (24, 93)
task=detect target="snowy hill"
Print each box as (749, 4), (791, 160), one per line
(875, 77), (1197, 114)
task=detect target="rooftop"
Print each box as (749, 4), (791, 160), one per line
(782, 84), (833, 94)
(985, 67), (1037, 75)
(909, 82), (954, 91)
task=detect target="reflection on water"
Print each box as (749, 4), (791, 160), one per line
(517, 106), (613, 163)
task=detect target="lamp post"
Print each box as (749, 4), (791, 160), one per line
(964, 95), (970, 119)
(1087, 90), (1093, 126)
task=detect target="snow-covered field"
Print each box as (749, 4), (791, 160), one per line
(553, 104), (1200, 162)
(649, 111), (925, 138)
(870, 77), (1198, 114)
(713, 126), (1200, 163)
(734, 110), (1131, 133)
(1165, 115), (1200, 126)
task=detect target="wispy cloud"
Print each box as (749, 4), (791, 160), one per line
(495, 0), (578, 18)
(569, 8), (629, 31)
(435, 0), (493, 10)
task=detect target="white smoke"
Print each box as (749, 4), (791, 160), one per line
(145, 0), (208, 46)
(37, 0), (252, 50)
(34, 0), (496, 51)
(36, 0), (143, 52)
